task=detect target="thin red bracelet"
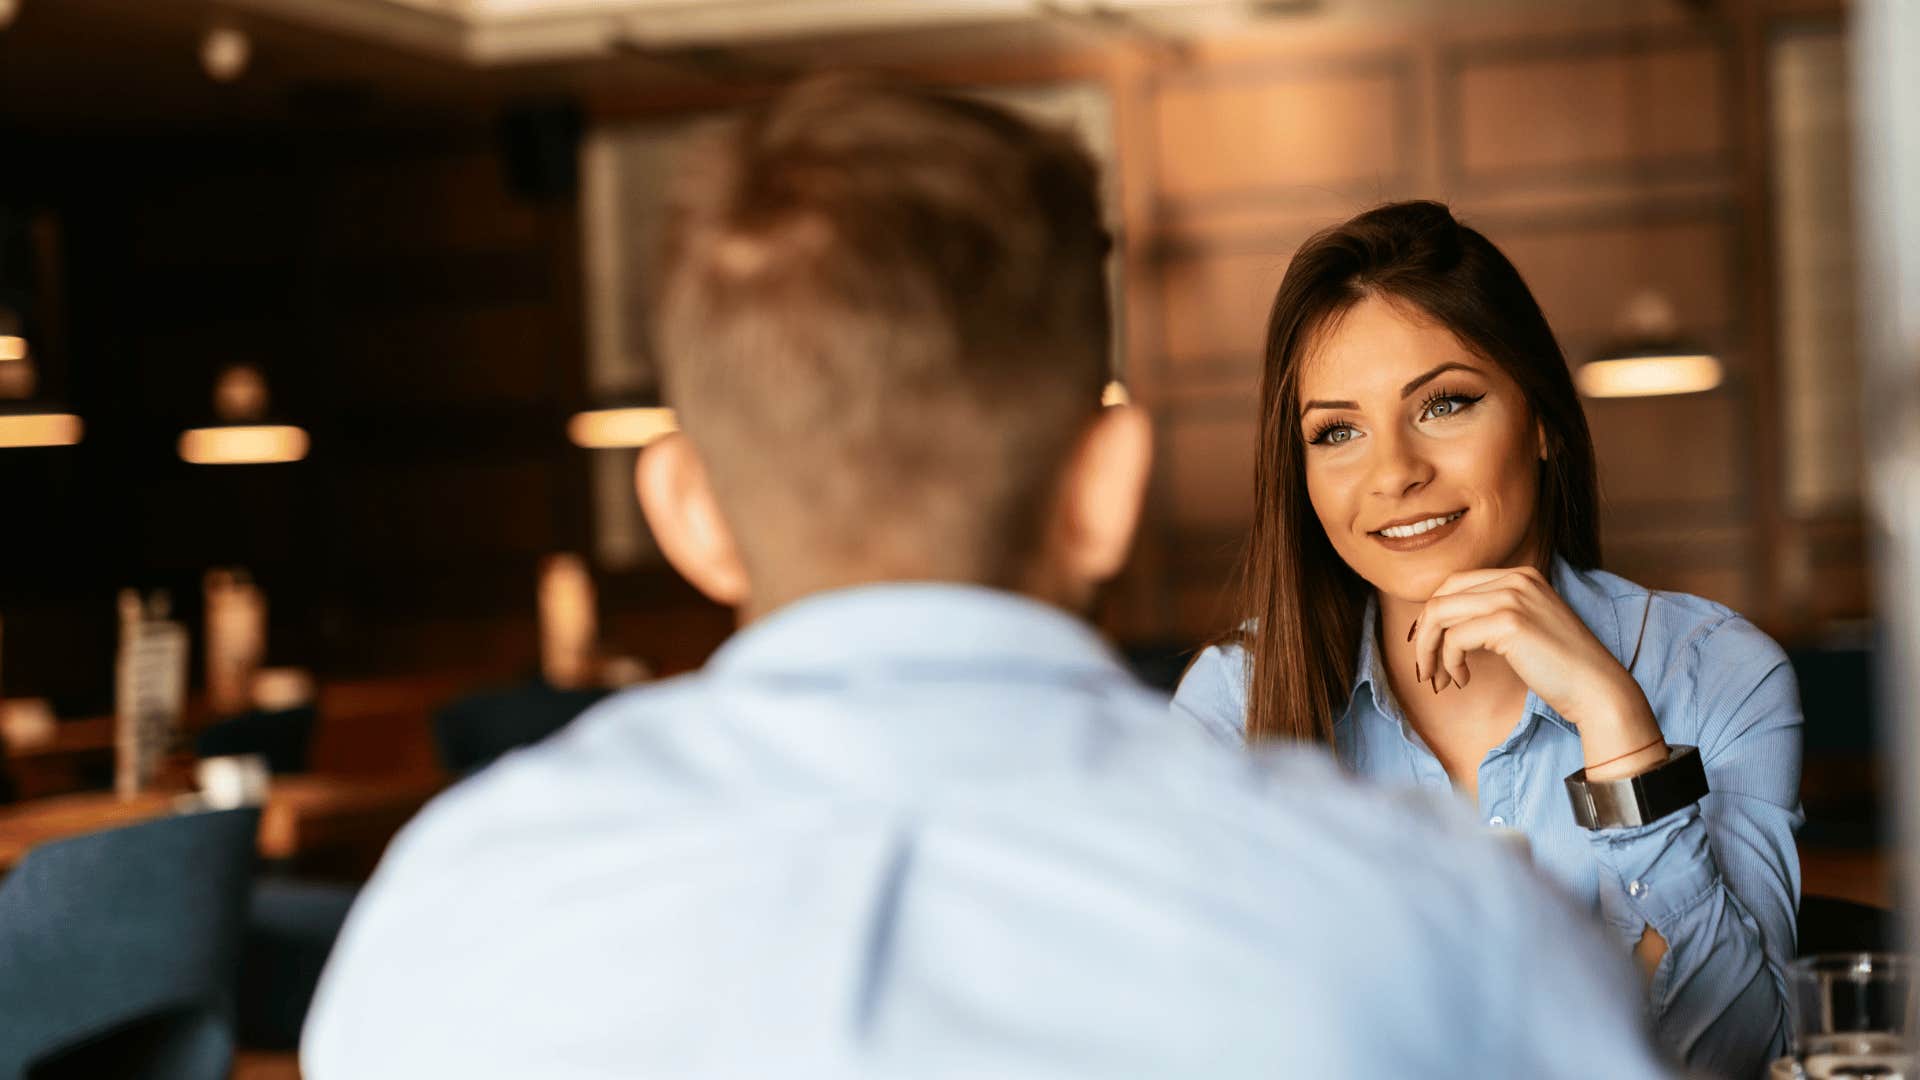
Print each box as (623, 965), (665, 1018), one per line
(1584, 735), (1666, 774)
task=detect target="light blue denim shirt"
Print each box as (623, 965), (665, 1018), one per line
(306, 584), (1670, 1079)
(1173, 558), (1803, 1079)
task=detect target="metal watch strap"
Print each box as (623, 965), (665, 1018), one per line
(1564, 744), (1708, 830)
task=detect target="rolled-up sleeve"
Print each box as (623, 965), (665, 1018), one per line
(1586, 616), (1803, 1079)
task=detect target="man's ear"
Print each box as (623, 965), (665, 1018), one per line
(1052, 403), (1153, 586)
(636, 433), (751, 607)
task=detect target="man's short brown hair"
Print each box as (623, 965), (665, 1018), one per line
(654, 75), (1111, 588)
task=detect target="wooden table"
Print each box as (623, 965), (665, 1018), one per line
(0, 774), (444, 874)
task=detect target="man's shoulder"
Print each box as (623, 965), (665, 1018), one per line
(359, 675), (713, 888)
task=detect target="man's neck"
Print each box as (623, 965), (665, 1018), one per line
(737, 568), (1090, 628)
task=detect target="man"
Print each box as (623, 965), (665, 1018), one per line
(304, 77), (1671, 1078)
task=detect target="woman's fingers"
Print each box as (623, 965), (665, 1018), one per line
(1427, 567), (1519, 599)
(1412, 586), (1523, 687)
(1426, 614), (1510, 689)
(1441, 635), (1472, 690)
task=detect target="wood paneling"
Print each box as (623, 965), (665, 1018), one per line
(1586, 392), (1746, 509)
(1156, 245), (1292, 377)
(1484, 208), (1737, 350)
(1448, 35), (1730, 185)
(1151, 59), (1412, 209)
(1164, 405), (1261, 531)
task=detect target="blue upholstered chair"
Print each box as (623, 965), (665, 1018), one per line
(0, 808), (260, 1080)
(432, 679), (606, 776)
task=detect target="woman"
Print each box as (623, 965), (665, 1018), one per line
(1173, 201), (1800, 1078)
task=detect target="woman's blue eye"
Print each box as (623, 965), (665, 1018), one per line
(1309, 423), (1356, 446)
(1419, 393), (1484, 422)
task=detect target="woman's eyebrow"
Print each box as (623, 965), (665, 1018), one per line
(1301, 362), (1486, 416)
(1398, 361), (1483, 398)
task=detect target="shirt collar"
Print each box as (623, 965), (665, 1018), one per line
(707, 582), (1135, 685)
(1343, 556), (1622, 737)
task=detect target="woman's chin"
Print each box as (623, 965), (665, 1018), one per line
(1368, 559), (1481, 605)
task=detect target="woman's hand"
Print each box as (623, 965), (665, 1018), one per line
(1409, 565), (1665, 776)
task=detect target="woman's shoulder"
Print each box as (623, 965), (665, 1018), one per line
(1565, 563), (1786, 666)
(1566, 564), (1799, 752)
(1170, 639), (1251, 743)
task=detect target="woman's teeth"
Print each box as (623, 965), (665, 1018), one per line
(1378, 511), (1464, 539)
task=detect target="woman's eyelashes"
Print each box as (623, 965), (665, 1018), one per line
(1303, 389), (1488, 446)
(1306, 418), (1356, 446)
(1416, 388), (1486, 422)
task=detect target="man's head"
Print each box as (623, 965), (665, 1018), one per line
(639, 76), (1151, 619)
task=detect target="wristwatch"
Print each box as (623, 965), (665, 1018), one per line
(1564, 745), (1709, 830)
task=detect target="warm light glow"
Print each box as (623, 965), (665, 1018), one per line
(214, 364), (270, 421)
(179, 424), (309, 464)
(0, 413), (83, 448)
(200, 25), (252, 82)
(1101, 380), (1131, 407)
(0, 336), (25, 362)
(1575, 354), (1724, 398)
(568, 406), (678, 449)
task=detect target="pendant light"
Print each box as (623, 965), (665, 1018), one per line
(567, 393), (678, 450)
(0, 313), (82, 449)
(1575, 291), (1725, 399)
(178, 365), (309, 465)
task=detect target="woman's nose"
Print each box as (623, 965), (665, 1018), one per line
(1367, 428), (1433, 498)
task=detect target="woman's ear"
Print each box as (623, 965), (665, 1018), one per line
(1537, 418), (1550, 462)
(1051, 403), (1154, 587)
(636, 433), (751, 608)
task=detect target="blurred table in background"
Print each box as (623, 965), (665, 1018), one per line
(0, 775), (443, 875)
(1801, 843), (1897, 911)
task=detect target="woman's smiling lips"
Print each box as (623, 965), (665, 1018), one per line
(1367, 509), (1467, 552)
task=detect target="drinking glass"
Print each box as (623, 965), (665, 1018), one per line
(1786, 953), (1915, 1078)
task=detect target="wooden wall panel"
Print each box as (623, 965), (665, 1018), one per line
(1151, 59), (1411, 208)
(1603, 522), (1754, 612)
(1482, 209), (1736, 350)
(1164, 405), (1260, 531)
(1587, 393), (1745, 510)
(1449, 37), (1729, 183)
(1155, 245), (1292, 376)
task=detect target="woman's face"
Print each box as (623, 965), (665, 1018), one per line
(1297, 294), (1544, 604)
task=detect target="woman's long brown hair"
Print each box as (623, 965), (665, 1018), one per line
(1232, 201), (1601, 745)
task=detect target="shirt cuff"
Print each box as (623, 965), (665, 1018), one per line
(1586, 803), (1718, 938)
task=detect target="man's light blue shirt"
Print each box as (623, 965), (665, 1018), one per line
(1174, 558), (1802, 1079)
(306, 584), (1669, 1078)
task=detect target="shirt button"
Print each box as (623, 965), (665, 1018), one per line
(1628, 879), (1649, 899)
(1487, 816), (1506, 828)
